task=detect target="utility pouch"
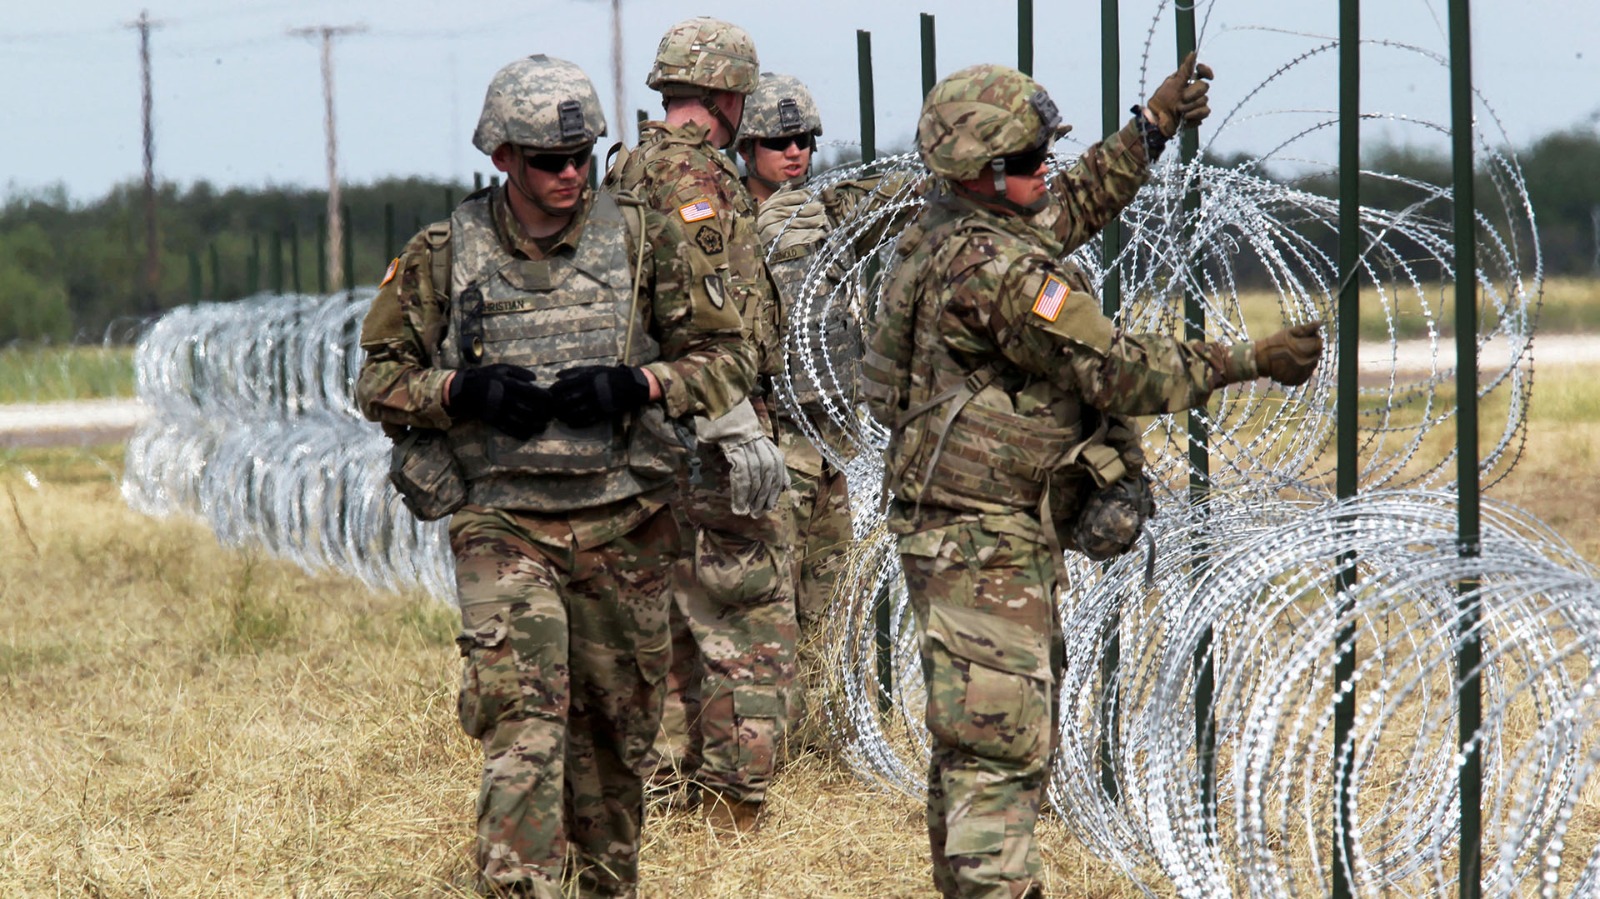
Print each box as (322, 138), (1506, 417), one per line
(389, 428), (467, 521)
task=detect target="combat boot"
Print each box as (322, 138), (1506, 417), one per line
(701, 791), (762, 838)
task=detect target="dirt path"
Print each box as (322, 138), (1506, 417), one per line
(1, 335), (1592, 449)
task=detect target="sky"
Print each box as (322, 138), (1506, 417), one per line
(3, 0), (1598, 203)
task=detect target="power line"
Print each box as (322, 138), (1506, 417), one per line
(127, 9), (162, 312)
(289, 24), (365, 292)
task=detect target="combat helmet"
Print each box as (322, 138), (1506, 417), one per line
(738, 72), (823, 141)
(917, 63), (1068, 183)
(646, 17), (760, 97)
(473, 54), (607, 155)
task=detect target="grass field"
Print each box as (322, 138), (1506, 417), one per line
(0, 343), (136, 404)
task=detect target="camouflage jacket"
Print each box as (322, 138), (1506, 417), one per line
(609, 121), (783, 383)
(354, 184), (756, 542)
(874, 119), (1256, 537)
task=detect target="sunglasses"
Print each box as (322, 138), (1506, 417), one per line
(999, 141), (1053, 176)
(756, 134), (814, 153)
(521, 147), (591, 174)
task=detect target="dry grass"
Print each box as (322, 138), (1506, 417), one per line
(3, 346), (1599, 897)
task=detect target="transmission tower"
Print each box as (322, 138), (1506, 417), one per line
(128, 9), (162, 311)
(290, 24), (365, 291)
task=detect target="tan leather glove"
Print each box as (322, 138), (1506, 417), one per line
(693, 398), (786, 517)
(1146, 50), (1216, 138)
(756, 187), (830, 252)
(1254, 321), (1324, 386)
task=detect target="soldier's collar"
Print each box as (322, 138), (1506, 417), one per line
(491, 184), (593, 259)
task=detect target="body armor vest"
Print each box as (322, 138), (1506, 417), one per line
(873, 199), (1090, 519)
(439, 189), (680, 512)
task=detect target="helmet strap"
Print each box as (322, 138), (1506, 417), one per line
(701, 94), (741, 148)
(990, 157), (1008, 197)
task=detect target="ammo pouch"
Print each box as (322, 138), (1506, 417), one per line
(389, 427), (467, 522)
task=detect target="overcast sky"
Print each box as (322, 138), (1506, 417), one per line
(4, 0), (1597, 203)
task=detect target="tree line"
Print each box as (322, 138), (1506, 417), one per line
(3, 127), (1596, 344)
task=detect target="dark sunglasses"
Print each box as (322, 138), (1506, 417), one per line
(999, 141), (1052, 176)
(756, 134), (814, 153)
(521, 147), (591, 174)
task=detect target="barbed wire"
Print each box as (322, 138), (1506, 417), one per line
(118, 32), (1600, 899)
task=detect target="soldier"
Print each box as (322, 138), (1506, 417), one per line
(605, 17), (795, 836)
(860, 58), (1323, 898)
(734, 71), (908, 750)
(354, 55), (755, 898)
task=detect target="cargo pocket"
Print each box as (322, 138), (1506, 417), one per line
(455, 619), (512, 741)
(922, 602), (1050, 765)
(733, 685), (785, 775)
(389, 428), (466, 522)
(693, 527), (784, 607)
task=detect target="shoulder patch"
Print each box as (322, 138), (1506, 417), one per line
(380, 257), (400, 287)
(1031, 275), (1070, 322)
(679, 199), (716, 223)
(694, 224), (725, 256)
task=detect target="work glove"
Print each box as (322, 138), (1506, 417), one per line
(756, 188), (830, 253)
(550, 364), (652, 427)
(694, 398), (786, 517)
(1254, 321), (1324, 387)
(1145, 50), (1215, 138)
(447, 363), (554, 440)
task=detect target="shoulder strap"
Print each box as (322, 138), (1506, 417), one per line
(608, 188), (650, 364)
(424, 221), (452, 301)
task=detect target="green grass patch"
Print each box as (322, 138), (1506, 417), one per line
(0, 445), (124, 485)
(0, 343), (135, 403)
(0, 642), (69, 678)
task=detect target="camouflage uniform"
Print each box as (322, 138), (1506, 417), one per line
(615, 21), (797, 819)
(356, 56), (754, 898)
(866, 64), (1263, 899)
(753, 172), (915, 748)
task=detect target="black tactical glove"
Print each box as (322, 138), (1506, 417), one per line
(550, 364), (652, 427)
(1145, 50), (1215, 138)
(447, 363), (555, 440)
(1254, 321), (1324, 387)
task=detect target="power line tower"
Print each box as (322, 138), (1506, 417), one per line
(290, 24), (365, 292)
(128, 9), (162, 311)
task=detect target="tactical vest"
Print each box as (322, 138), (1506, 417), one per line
(437, 189), (680, 512)
(867, 199), (1102, 520)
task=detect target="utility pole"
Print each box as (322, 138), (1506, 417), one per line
(611, 0), (627, 145)
(290, 24), (364, 292)
(128, 9), (162, 312)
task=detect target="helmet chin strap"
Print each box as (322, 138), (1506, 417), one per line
(701, 95), (741, 149)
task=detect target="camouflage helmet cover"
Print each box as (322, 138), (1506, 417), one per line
(917, 63), (1066, 181)
(646, 17), (760, 96)
(738, 72), (823, 140)
(473, 54), (607, 155)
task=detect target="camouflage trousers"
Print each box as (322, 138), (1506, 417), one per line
(776, 416), (853, 750)
(898, 518), (1062, 899)
(651, 439), (798, 805)
(451, 503), (678, 898)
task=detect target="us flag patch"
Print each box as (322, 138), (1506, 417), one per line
(1031, 275), (1070, 322)
(678, 199), (716, 222)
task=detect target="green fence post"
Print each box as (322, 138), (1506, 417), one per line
(270, 231), (284, 294)
(1450, 0), (1483, 895)
(209, 243), (220, 299)
(188, 251), (202, 301)
(1096, 0), (1124, 806)
(384, 203), (396, 261)
(920, 13), (937, 98)
(289, 221), (302, 294)
(247, 234), (261, 295)
(1333, 0), (1362, 895)
(857, 30), (876, 165)
(1018, 0), (1034, 76)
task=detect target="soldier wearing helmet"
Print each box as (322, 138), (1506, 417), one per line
(609, 17), (796, 838)
(355, 54), (755, 898)
(861, 55), (1324, 898)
